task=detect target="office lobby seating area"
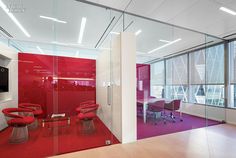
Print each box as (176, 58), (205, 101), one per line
(0, 116), (119, 158)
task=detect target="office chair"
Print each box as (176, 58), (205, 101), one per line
(164, 99), (183, 122)
(147, 100), (166, 124)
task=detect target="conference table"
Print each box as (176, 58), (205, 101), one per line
(137, 97), (172, 123)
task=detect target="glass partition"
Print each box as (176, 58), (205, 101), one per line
(0, 0), (122, 157)
(122, 1), (225, 139)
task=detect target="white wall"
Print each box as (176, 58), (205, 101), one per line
(0, 44), (18, 130)
(181, 102), (236, 126)
(120, 33), (136, 143)
(226, 109), (236, 125)
(96, 49), (112, 131)
(96, 33), (136, 143)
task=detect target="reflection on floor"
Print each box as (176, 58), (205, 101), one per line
(0, 116), (119, 158)
(137, 112), (222, 139)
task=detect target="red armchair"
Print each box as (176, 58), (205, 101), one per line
(77, 103), (99, 133)
(164, 99), (183, 122)
(2, 108), (35, 143)
(147, 100), (166, 124)
(19, 103), (43, 129)
(76, 100), (96, 113)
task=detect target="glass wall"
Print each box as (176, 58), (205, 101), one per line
(0, 0), (123, 157)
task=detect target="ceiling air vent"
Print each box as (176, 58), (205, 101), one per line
(0, 25), (13, 38)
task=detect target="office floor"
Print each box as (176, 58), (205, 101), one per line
(51, 124), (236, 158)
(0, 116), (119, 158)
(137, 112), (221, 139)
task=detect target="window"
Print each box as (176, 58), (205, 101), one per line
(151, 43), (225, 107)
(205, 44), (225, 107)
(229, 41), (236, 108)
(166, 54), (188, 102)
(150, 61), (164, 98)
(189, 49), (205, 104)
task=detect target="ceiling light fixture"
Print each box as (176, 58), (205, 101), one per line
(78, 17), (87, 44)
(148, 38), (182, 54)
(219, 7), (236, 15)
(0, 0), (30, 37)
(39, 15), (67, 23)
(110, 31), (120, 35)
(36, 46), (44, 54)
(159, 39), (171, 43)
(135, 29), (142, 36)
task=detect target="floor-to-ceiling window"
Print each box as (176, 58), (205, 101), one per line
(165, 54), (188, 102)
(189, 49), (206, 104)
(205, 44), (225, 107)
(150, 61), (165, 98)
(229, 40), (236, 108)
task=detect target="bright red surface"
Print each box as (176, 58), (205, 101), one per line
(18, 53), (96, 117)
(136, 64), (150, 100)
(0, 116), (120, 158)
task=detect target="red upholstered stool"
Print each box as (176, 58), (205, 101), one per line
(78, 112), (96, 134)
(19, 103), (43, 129)
(2, 108), (35, 143)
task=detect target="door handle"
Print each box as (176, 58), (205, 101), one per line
(107, 85), (111, 106)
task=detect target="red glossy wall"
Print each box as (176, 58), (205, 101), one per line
(136, 64), (150, 99)
(18, 53), (96, 116)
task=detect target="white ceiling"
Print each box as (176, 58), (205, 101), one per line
(0, 0), (234, 63)
(88, 0), (236, 38)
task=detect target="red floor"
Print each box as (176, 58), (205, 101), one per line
(0, 116), (119, 158)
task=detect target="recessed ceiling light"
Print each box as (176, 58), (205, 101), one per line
(36, 46), (44, 54)
(0, 0), (30, 37)
(135, 29), (142, 36)
(110, 31), (120, 35)
(159, 39), (171, 43)
(219, 7), (236, 15)
(51, 41), (83, 46)
(78, 17), (87, 44)
(39, 15), (67, 23)
(148, 38), (182, 54)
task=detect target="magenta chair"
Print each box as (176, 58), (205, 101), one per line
(77, 104), (99, 134)
(19, 103), (43, 129)
(164, 99), (183, 122)
(147, 100), (166, 124)
(2, 108), (35, 143)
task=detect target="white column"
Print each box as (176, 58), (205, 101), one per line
(120, 32), (137, 143)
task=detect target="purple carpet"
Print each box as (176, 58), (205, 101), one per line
(137, 112), (222, 140)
